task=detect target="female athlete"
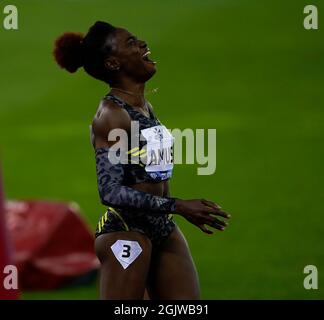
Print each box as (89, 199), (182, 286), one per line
(53, 21), (230, 300)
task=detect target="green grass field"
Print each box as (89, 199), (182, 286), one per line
(0, 0), (323, 299)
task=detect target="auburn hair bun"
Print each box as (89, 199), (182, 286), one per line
(53, 32), (84, 73)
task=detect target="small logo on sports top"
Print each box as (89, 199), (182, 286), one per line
(153, 127), (163, 141)
(111, 240), (142, 269)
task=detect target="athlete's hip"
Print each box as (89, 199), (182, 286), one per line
(95, 205), (175, 247)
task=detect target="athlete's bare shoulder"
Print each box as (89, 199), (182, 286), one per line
(92, 98), (131, 148)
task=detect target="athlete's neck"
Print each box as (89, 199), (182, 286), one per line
(110, 79), (145, 109)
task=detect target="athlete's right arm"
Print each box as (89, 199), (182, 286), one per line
(92, 101), (177, 213)
(92, 100), (231, 233)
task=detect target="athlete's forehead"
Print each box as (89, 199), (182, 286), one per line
(115, 28), (136, 42)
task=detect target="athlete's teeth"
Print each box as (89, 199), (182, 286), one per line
(143, 51), (151, 57)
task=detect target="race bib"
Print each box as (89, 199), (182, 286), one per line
(110, 240), (142, 269)
(140, 125), (174, 181)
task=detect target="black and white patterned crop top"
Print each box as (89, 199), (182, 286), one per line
(101, 93), (174, 185)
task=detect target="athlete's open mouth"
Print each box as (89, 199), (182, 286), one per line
(142, 49), (156, 64)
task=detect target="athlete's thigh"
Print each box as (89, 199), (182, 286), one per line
(95, 231), (152, 300)
(147, 226), (200, 300)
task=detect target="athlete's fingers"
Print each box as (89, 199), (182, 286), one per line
(202, 214), (228, 227)
(201, 199), (221, 210)
(200, 205), (231, 219)
(200, 201), (227, 216)
(201, 205), (221, 215)
(197, 224), (213, 235)
(200, 199), (231, 219)
(212, 217), (228, 227)
(210, 209), (231, 219)
(205, 220), (225, 231)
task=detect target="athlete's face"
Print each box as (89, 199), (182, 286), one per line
(105, 28), (156, 83)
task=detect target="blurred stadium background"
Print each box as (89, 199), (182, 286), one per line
(0, 0), (323, 299)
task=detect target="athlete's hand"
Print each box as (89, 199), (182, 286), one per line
(174, 199), (231, 234)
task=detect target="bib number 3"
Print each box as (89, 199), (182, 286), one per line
(111, 240), (143, 269)
(121, 244), (131, 258)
